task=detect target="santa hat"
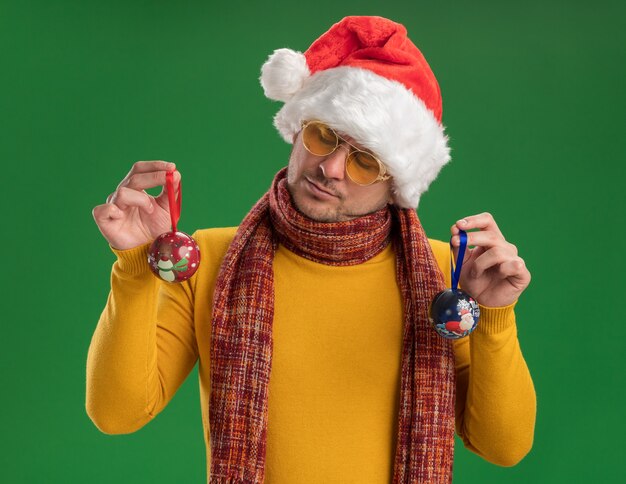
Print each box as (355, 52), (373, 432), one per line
(260, 15), (451, 209)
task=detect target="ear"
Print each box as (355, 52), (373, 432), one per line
(387, 184), (397, 205)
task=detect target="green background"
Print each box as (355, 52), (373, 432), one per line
(2, 0), (624, 482)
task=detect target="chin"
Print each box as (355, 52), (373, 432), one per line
(294, 197), (343, 222)
(286, 180), (333, 221)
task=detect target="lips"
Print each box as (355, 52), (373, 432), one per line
(306, 177), (338, 198)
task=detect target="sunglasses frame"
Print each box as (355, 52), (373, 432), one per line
(300, 120), (392, 186)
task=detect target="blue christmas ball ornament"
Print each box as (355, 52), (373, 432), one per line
(430, 288), (480, 339)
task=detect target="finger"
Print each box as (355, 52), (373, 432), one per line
(92, 203), (124, 222)
(471, 246), (518, 279)
(453, 212), (504, 238)
(498, 257), (530, 280)
(451, 229), (505, 250)
(120, 169), (178, 192)
(154, 170), (181, 207)
(117, 161), (177, 189)
(130, 160), (176, 174)
(451, 236), (484, 275)
(109, 186), (154, 212)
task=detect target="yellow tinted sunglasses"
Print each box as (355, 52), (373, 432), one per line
(301, 121), (391, 186)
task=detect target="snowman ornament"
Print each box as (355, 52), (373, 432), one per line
(147, 170), (200, 283)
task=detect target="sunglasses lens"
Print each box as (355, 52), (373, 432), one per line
(302, 122), (338, 156)
(346, 151), (381, 185)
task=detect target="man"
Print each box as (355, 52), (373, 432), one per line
(88, 16), (535, 483)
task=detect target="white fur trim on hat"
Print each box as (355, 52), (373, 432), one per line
(270, 66), (451, 208)
(260, 48), (310, 102)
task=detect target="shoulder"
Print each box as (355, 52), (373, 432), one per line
(185, 227), (239, 291)
(428, 238), (449, 259)
(428, 238), (451, 287)
(192, 227), (238, 261)
(193, 226), (238, 246)
(191, 227), (238, 272)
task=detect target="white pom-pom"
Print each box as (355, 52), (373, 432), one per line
(260, 48), (310, 102)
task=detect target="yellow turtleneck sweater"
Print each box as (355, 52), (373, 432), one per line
(86, 227), (536, 483)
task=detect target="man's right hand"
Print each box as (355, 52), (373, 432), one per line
(92, 161), (180, 250)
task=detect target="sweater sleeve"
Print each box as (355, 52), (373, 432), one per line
(453, 303), (536, 466)
(429, 238), (536, 466)
(85, 236), (199, 435)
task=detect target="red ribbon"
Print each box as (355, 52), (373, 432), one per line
(165, 170), (182, 232)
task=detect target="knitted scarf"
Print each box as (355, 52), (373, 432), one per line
(209, 168), (456, 483)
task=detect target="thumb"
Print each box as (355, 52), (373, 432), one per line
(450, 226), (471, 265)
(155, 170), (181, 209)
(450, 228), (476, 282)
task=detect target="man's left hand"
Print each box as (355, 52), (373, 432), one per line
(450, 212), (531, 308)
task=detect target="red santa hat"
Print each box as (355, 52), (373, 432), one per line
(260, 15), (451, 209)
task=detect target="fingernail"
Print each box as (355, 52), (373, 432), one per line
(457, 219), (467, 226)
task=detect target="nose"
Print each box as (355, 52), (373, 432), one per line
(319, 144), (348, 180)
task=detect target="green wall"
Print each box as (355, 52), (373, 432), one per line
(2, 0), (624, 482)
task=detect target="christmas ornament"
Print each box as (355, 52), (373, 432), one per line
(147, 170), (200, 282)
(430, 229), (480, 339)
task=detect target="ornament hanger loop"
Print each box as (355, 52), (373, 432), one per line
(165, 171), (182, 232)
(451, 229), (468, 290)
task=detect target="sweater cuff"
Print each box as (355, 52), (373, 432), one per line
(476, 300), (518, 335)
(109, 242), (151, 275)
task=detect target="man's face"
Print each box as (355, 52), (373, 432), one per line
(286, 129), (394, 223)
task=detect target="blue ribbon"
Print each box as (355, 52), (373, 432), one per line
(450, 229), (468, 290)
